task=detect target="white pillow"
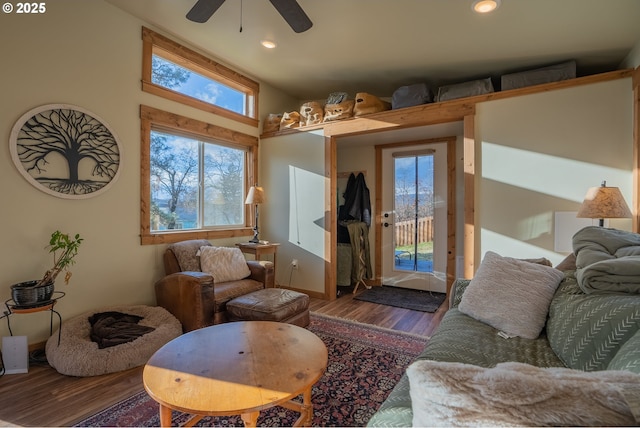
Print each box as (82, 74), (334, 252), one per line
(198, 246), (251, 283)
(458, 251), (564, 339)
(407, 360), (640, 427)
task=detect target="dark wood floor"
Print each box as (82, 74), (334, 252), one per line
(0, 292), (447, 427)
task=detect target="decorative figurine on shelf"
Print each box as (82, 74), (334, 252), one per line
(353, 92), (392, 116)
(300, 101), (324, 126)
(279, 111), (302, 130)
(262, 113), (283, 133)
(323, 99), (355, 122)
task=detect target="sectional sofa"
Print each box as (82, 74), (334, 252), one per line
(368, 226), (640, 427)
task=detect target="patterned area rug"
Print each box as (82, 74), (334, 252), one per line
(75, 313), (429, 427)
(355, 286), (447, 312)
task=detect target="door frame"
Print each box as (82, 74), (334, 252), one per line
(325, 113), (476, 302)
(375, 136), (457, 294)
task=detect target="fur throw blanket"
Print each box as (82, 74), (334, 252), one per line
(407, 360), (640, 427)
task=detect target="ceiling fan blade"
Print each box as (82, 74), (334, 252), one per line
(186, 0), (226, 23)
(268, 0), (313, 33)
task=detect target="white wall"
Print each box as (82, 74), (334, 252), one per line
(259, 130), (327, 294)
(0, 0), (296, 344)
(621, 39), (640, 69)
(262, 78), (634, 292)
(476, 78), (633, 265)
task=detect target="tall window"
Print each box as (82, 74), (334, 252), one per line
(141, 27), (259, 127)
(394, 151), (435, 273)
(140, 106), (258, 245)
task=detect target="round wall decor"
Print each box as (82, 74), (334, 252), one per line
(10, 104), (122, 199)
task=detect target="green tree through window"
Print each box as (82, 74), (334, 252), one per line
(140, 27), (259, 244)
(150, 130), (245, 231)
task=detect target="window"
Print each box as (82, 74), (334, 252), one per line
(151, 55), (247, 116)
(140, 106), (258, 245)
(141, 27), (259, 127)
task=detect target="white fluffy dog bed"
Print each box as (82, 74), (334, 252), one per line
(46, 305), (182, 377)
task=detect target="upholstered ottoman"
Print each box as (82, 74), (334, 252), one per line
(226, 288), (310, 327)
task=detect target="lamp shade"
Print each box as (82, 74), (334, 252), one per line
(576, 183), (632, 220)
(245, 186), (265, 205)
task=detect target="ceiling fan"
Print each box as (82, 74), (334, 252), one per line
(186, 0), (313, 33)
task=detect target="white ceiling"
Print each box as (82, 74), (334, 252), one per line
(106, 0), (640, 101)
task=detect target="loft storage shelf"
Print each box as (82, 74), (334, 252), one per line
(260, 69), (634, 139)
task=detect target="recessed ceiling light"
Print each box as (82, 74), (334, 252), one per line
(472, 0), (501, 13)
(261, 40), (277, 49)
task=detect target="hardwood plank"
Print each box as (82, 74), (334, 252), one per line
(0, 295), (446, 426)
(309, 292), (447, 337)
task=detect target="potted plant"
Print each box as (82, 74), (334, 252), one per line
(11, 231), (84, 306)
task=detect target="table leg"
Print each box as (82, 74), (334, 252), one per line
(159, 404), (173, 427)
(285, 386), (313, 427)
(240, 411), (259, 427)
(301, 386), (313, 426)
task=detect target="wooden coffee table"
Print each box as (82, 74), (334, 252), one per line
(143, 321), (327, 427)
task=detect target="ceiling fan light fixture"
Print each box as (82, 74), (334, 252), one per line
(261, 40), (277, 49)
(472, 0), (501, 13)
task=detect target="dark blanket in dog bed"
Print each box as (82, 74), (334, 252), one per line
(89, 311), (155, 349)
(47, 305), (182, 377)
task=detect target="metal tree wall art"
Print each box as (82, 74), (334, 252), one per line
(10, 104), (122, 199)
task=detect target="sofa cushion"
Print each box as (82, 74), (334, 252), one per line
(168, 239), (211, 272)
(419, 308), (565, 368)
(407, 360), (640, 427)
(555, 252), (577, 271)
(458, 251), (564, 339)
(548, 272), (640, 371)
(199, 246), (251, 283)
(608, 331), (640, 373)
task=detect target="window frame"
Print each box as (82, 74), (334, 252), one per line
(140, 105), (258, 245)
(141, 27), (259, 128)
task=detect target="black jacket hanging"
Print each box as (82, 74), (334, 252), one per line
(340, 172), (371, 227)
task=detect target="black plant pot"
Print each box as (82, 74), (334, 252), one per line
(10, 280), (55, 306)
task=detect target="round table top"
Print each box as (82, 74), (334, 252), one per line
(143, 321), (327, 416)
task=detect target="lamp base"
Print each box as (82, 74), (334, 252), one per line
(248, 226), (259, 243)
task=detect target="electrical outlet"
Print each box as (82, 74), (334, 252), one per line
(291, 259), (298, 269)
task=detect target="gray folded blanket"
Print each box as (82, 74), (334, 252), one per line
(573, 226), (640, 294)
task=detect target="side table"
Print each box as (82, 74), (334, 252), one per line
(1, 291), (65, 346)
(236, 242), (280, 272)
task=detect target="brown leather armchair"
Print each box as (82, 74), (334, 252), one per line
(154, 239), (275, 332)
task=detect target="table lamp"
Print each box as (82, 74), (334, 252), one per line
(245, 185), (265, 243)
(576, 181), (632, 226)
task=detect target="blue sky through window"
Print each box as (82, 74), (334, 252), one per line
(395, 155), (434, 193)
(152, 55), (245, 114)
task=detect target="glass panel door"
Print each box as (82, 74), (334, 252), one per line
(381, 143), (446, 293)
(394, 153), (434, 273)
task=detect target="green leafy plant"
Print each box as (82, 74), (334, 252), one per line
(38, 231), (84, 286)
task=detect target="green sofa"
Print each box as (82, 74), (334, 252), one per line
(367, 270), (640, 426)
